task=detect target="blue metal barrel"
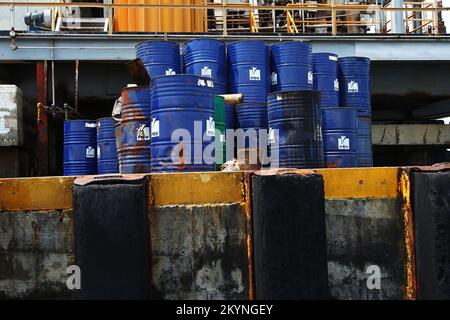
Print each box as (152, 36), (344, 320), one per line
(136, 41), (181, 78)
(182, 39), (227, 95)
(235, 103), (268, 149)
(357, 114), (373, 167)
(227, 41), (270, 103)
(119, 86), (152, 174)
(97, 117), (119, 174)
(338, 57), (371, 115)
(271, 41), (313, 92)
(267, 90), (324, 169)
(150, 75), (215, 172)
(225, 103), (235, 131)
(321, 107), (358, 168)
(313, 53), (339, 108)
(64, 120), (97, 176)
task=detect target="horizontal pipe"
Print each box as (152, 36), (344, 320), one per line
(0, 2), (449, 12)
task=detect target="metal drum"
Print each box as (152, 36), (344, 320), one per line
(235, 103), (268, 149)
(119, 86), (151, 174)
(225, 103), (235, 131)
(321, 107), (358, 168)
(267, 90), (324, 169)
(338, 57), (371, 115)
(313, 53), (339, 108)
(228, 41), (270, 103)
(182, 39), (227, 95)
(150, 75), (215, 172)
(136, 40), (181, 78)
(63, 120), (97, 176)
(271, 41), (313, 92)
(97, 117), (119, 174)
(357, 114), (373, 167)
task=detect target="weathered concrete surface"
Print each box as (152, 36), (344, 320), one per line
(0, 210), (74, 299)
(149, 204), (249, 300)
(325, 198), (407, 300)
(372, 124), (450, 146)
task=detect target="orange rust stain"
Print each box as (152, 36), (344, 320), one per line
(399, 169), (417, 300)
(242, 172), (254, 300)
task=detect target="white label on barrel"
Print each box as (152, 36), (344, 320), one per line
(271, 72), (278, 85)
(334, 79), (339, 91)
(276, 95), (283, 101)
(151, 118), (160, 137)
(268, 128), (276, 144)
(206, 80), (214, 88)
(348, 81), (359, 93)
(97, 145), (100, 159)
(198, 79), (206, 86)
(86, 146), (95, 158)
(308, 71), (313, 84)
(338, 136), (350, 150)
(165, 68), (176, 75)
(206, 117), (215, 137)
(329, 56), (338, 61)
(249, 67), (261, 81)
(85, 123), (97, 128)
(220, 134), (225, 142)
(137, 124), (150, 141)
(201, 66), (212, 78)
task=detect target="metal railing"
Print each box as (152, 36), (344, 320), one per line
(0, 1), (449, 36)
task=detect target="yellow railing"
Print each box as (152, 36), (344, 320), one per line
(0, 1), (449, 36)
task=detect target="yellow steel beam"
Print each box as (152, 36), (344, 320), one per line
(316, 167), (400, 199)
(149, 172), (246, 206)
(0, 176), (74, 212)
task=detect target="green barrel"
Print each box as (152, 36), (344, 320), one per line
(215, 96), (226, 170)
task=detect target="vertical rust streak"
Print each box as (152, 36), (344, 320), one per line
(242, 172), (254, 300)
(399, 169), (417, 300)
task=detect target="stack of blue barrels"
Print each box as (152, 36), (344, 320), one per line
(229, 41), (269, 152)
(313, 52), (357, 168)
(338, 56), (373, 167)
(267, 41), (324, 169)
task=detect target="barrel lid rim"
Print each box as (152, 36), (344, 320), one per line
(135, 40), (179, 49)
(235, 102), (267, 107)
(268, 90), (320, 97)
(312, 52), (338, 56)
(227, 40), (269, 47)
(270, 40), (312, 48)
(182, 38), (226, 47)
(338, 56), (370, 61)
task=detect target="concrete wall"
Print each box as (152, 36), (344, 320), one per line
(1, 168), (444, 300)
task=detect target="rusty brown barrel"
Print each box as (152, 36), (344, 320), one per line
(118, 85), (151, 174)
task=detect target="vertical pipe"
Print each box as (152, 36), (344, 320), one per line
(392, 0), (405, 33)
(331, 0), (337, 36)
(36, 61), (49, 176)
(75, 60), (79, 112)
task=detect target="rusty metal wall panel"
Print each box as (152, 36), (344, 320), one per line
(325, 198), (408, 300)
(0, 210), (74, 299)
(149, 204), (250, 299)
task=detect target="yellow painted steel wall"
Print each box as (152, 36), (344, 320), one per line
(114, 0), (205, 32)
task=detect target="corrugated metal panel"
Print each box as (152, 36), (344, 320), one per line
(114, 0), (205, 32)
